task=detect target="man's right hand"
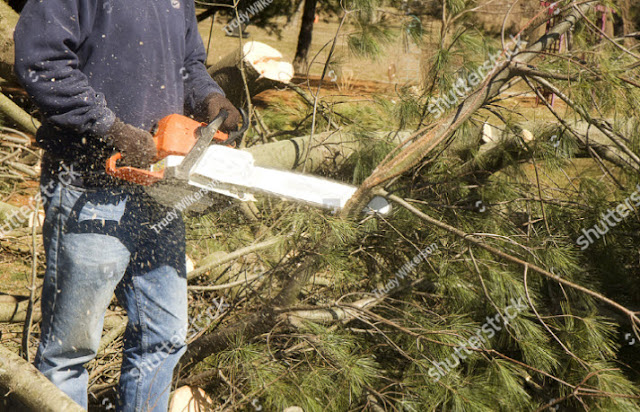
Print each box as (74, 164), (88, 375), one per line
(105, 119), (157, 168)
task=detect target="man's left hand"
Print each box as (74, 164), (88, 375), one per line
(203, 93), (241, 132)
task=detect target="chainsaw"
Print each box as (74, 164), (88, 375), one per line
(105, 110), (391, 214)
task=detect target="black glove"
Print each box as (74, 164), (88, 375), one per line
(201, 92), (241, 132)
(105, 118), (157, 168)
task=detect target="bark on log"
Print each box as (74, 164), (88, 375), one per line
(0, 92), (40, 134)
(0, 296), (40, 323)
(0, 344), (84, 412)
(243, 130), (411, 172)
(207, 41), (294, 108)
(568, 123), (635, 168)
(285, 297), (378, 327)
(521, 119), (635, 168)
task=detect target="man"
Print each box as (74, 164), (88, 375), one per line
(14, 0), (240, 410)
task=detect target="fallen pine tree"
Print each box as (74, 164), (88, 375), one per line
(3, 1), (640, 411)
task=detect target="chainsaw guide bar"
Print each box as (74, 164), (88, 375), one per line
(107, 111), (391, 214)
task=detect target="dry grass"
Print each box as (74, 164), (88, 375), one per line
(198, 12), (433, 84)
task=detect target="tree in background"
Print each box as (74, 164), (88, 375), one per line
(293, 0), (317, 73)
(195, 0), (401, 76)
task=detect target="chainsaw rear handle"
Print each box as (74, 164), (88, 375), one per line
(105, 108), (247, 185)
(105, 150), (165, 185)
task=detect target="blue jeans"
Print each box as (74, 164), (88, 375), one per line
(35, 173), (188, 412)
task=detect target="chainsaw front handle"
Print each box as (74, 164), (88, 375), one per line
(217, 108), (248, 147)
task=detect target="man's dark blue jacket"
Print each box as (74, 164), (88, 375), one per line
(14, 0), (224, 171)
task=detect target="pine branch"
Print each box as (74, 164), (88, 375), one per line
(383, 190), (640, 338)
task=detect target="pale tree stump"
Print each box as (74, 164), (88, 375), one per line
(208, 41), (294, 108)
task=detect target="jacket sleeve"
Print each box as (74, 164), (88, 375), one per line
(182, 0), (226, 116)
(14, 0), (115, 136)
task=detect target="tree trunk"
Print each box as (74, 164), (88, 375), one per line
(243, 130), (411, 172)
(292, 0), (317, 75)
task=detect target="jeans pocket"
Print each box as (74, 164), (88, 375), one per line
(62, 187), (129, 237)
(77, 196), (127, 224)
(72, 185), (128, 225)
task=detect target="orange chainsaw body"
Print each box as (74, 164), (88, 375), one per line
(105, 114), (230, 186)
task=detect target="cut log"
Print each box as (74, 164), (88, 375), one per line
(207, 41), (294, 108)
(169, 386), (214, 412)
(0, 344), (84, 412)
(0, 295), (40, 323)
